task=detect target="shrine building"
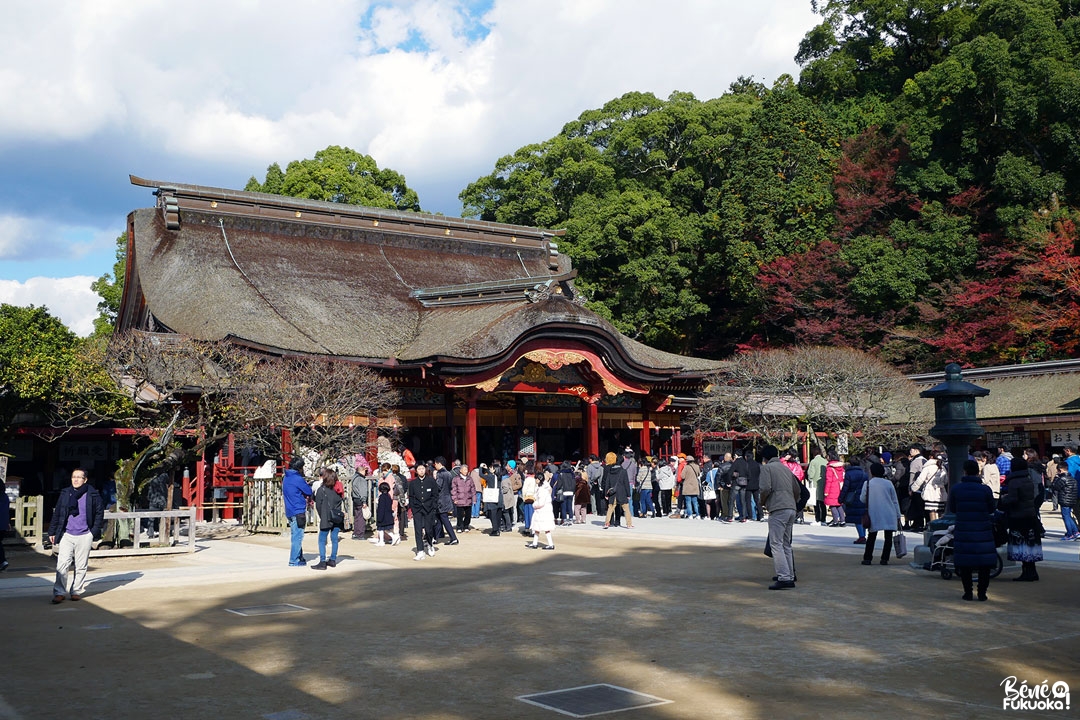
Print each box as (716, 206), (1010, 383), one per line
(116, 176), (722, 468)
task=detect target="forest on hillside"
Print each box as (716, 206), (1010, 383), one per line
(245, 0), (1080, 372)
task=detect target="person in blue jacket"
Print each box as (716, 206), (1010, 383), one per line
(282, 457), (312, 566)
(947, 460), (998, 601)
(843, 457), (869, 545)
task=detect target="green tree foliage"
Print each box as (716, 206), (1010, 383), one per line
(458, 1), (1080, 370)
(0, 305), (134, 439)
(797, 0), (978, 101)
(461, 85), (838, 354)
(788, 0), (1080, 368)
(246, 146), (421, 211)
(90, 232), (127, 337)
(457, 0), (1080, 369)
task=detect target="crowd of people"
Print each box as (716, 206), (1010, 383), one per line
(34, 438), (1076, 603)
(274, 440), (1077, 600)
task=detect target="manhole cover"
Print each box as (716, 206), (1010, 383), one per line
(518, 684), (672, 717)
(263, 711), (309, 720)
(226, 603), (309, 617)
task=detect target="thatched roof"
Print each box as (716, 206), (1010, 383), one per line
(119, 177), (719, 383)
(910, 361), (1080, 422)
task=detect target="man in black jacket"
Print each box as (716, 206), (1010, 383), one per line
(409, 464), (440, 560)
(742, 449), (764, 521)
(432, 457), (459, 546)
(49, 468), (105, 603)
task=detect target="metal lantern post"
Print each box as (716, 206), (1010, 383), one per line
(919, 363), (990, 486)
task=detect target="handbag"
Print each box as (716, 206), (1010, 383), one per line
(361, 505), (372, 520)
(702, 484), (717, 501)
(893, 531), (908, 558)
(797, 482), (811, 512)
(482, 487), (500, 504)
(861, 479), (872, 529)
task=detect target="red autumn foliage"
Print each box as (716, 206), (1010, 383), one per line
(928, 219), (1080, 364)
(1019, 218), (1080, 356)
(755, 240), (880, 347)
(833, 129), (914, 238)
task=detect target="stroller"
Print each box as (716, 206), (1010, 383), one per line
(927, 511), (1006, 580)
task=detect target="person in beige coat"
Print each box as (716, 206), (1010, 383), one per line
(681, 456), (702, 519)
(975, 451), (1000, 499)
(915, 454), (949, 522)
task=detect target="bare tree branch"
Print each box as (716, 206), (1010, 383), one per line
(691, 346), (931, 452)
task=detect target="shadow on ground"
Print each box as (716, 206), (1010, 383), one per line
(3, 531), (1078, 720)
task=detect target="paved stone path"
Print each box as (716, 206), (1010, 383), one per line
(1, 510), (1076, 719)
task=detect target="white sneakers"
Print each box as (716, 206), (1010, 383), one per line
(425, 544), (436, 557)
(391, 533), (401, 546)
(413, 551), (425, 561)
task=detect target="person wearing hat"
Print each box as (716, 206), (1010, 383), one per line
(759, 445), (801, 589)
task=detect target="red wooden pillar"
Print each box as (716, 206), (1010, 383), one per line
(444, 391), (456, 461)
(195, 456), (206, 509)
(640, 411), (651, 456)
(365, 417), (378, 467)
(465, 393), (478, 470)
(281, 427), (293, 467)
(585, 399), (599, 458)
(674, 428), (682, 455)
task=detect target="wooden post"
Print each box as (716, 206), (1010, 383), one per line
(465, 393), (478, 470)
(640, 411), (651, 456)
(162, 470), (175, 541)
(365, 417), (378, 468)
(444, 390), (456, 461)
(585, 398), (599, 458)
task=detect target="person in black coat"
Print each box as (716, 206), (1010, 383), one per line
(602, 452), (633, 529)
(408, 464), (440, 560)
(432, 457), (459, 546)
(947, 460), (997, 601)
(1000, 457), (1042, 581)
(374, 482), (396, 545)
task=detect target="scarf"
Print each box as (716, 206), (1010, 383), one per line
(69, 483), (90, 516)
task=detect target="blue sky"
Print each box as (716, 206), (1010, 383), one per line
(0, 0), (818, 335)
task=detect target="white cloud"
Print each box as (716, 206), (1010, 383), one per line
(0, 276), (99, 336)
(0, 212), (118, 262)
(0, 0), (818, 193)
(0, 0), (823, 308)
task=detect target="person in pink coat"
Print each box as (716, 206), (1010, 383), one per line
(781, 449), (808, 523)
(450, 464), (476, 533)
(824, 451), (847, 526)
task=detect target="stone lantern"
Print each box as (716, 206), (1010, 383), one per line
(919, 363), (990, 487)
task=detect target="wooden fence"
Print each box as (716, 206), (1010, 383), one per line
(95, 508), (198, 556)
(243, 477), (364, 533)
(7, 498), (196, 556)
(14, 495), (44, 546)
